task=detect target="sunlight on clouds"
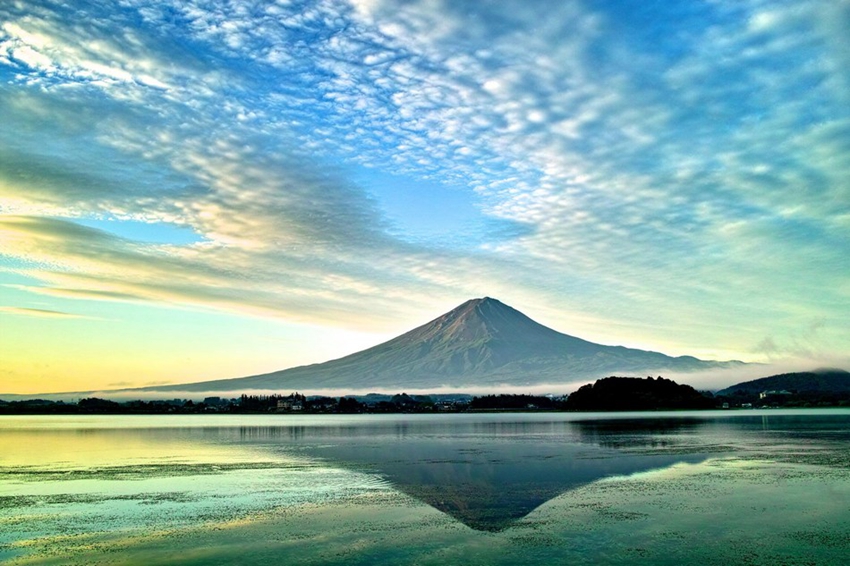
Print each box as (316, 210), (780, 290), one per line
(0, 213), (459, 334)
(0, 17), (175, 93)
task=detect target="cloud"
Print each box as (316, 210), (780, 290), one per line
(107, 380), (173, 388)
(751, 318), (836, 362)
(4, 283), (146, 303)
(0, 306), (89, 319)
(754, 337), (781, 357)
(0, 0), (847, 364)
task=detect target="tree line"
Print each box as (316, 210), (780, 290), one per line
(0, 392), (565, 414)
(5, 375), (845, 414)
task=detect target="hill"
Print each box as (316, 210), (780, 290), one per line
(716, 369), (850, 396)
(142, 297), (742, 393)
(564, 376), (715, 411)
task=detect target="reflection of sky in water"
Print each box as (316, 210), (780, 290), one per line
(1, 411), (849, 564)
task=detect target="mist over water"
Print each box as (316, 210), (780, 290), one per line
(2, 411), (849, 564)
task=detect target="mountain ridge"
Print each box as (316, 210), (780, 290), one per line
(143, 297), (743, 393)
(716, 368), (850, 397)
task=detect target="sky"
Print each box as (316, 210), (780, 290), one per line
(1, 0), (849, 395)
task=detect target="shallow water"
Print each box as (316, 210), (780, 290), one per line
(1, 410), (848, 564)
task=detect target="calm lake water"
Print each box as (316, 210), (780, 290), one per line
(1, 410), (849, 565)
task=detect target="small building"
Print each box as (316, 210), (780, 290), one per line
(276, 398), (303, 412)
(759, 390), (792, 400)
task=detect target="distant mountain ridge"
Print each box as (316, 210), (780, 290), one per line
(146, 297), (743, 393)
(716, 369), (850, 396)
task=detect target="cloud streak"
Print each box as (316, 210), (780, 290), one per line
(0, 306), (90, 319)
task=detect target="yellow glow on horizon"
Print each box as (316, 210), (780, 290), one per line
(0, 301), (392, 395)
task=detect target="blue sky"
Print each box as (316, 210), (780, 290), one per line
(1, 0), (848, 393)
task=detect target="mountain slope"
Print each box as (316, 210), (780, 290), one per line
(716, 369), (850, 396)
(148, 297), (741, 393)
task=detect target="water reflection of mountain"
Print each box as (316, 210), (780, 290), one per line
(233, 419), (713, 532)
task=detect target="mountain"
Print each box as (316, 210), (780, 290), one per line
(716, 368), (850, 397)
(147, 297), (742, 393)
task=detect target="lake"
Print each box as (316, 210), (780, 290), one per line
(2, 410), (849, 565)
